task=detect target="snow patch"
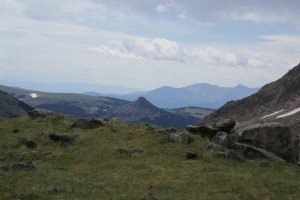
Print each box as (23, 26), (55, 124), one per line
(276, 107), (300, 118)
(29, 93), (39, 98)
(261, 109), (284, 119)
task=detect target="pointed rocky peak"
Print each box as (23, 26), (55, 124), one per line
(134, 97), (152, 105)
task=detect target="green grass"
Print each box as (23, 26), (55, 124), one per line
(0, 114), (300, 199)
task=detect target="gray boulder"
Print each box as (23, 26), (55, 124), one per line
(213, 119), (236, 133)
(187, 118), (236, 139)
(71, 118), (105, 129)
(234, 142), (284, 161)
(226, 149), (243, 161)
(233, 122), (299, 162)
(186, 125), (218, 139)
(166, 132), (194, 144)
(211, 132), (228, 148)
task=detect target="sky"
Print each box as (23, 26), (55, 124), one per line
(1, 0), (300, 90)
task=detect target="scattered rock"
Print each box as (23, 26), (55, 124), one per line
(71, 118), (105, 129)
(28, 109), (53, 119)
(186, 125), (218, 139)
(166, 132), (194, 144)
(60, 142), (73, 148)
(233, 142), (284, 161)
(211, 132), (228, 148)
(38, 132), (46, 138)
(260, 159), (271, 167)
(117, 148), (141, 157)
(226, 149), (243, 161)
(186, 151), (198, 160)
(233, 122), (299, 162)
(48, 133), (78, 143)
(203, 167), (225, 172)
(207, 143), (226, 152)
(213, 118), (236, 133)
(1, 162), (36, 173)
(19, 139), (37, 149)
(11, 129), (19, 133)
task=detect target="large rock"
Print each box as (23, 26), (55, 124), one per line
(187, 118), (236, 139)
(166, 132), (194, 144)
(213, 119), (236, 133)
(71, 118), (105, 129)
(232, 122), (299, 162)
(211, 132), (228, 148)
(234, 142), (283, 161)
(186, 125), (218, 139)
(28, 109), (54, 119)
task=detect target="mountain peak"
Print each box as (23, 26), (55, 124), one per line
(204, 62), (300, 123)
(135, 96), (148, 102)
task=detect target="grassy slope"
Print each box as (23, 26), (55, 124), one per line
(0, 91), (32, 118)
(0, 115), (300, 199)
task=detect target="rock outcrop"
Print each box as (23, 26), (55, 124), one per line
(28, 109), (54, 119)
(231, 122), (299, 162)
(189, 119), (299, 163)
(71, 118), (105, 129)
(186, 118), (236, 139)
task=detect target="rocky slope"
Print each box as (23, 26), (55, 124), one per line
(0, 90), (33, 117)
(194, 63), (300, 163)
(204, 63), (300, 127)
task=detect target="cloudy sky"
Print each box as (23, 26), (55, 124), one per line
(1, 0), (300, 90)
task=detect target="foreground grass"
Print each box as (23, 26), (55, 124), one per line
(0, 115), (300, 199)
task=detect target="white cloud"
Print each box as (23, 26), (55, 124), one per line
(89, 37), (186, 61)
(155, 4), (169, 13)
(219, 10), (292, 24)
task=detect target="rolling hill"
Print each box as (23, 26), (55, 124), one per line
(0, 85), (210, 127)
(0, 90), (33, 118)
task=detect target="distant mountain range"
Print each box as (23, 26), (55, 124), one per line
(101, 83), (259, 109)
(0, 81), (141, 95)
(0, 90), (33, 117)
(0, 85), (213, 127)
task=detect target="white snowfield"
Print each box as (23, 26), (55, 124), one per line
(29, 93), (39, 98)
(276, 107), (300, 118)
(261, 109), (284, 119)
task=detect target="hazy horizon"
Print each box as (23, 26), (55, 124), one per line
(1, 0), (300, 90)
